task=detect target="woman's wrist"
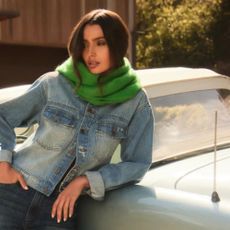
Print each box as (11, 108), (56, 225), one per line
(0, 161), (11, 168)
(77, 175), (90, 189)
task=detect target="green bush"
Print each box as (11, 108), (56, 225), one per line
(136, 0), (222, 69)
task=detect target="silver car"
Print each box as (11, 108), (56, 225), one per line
(1, 67), (230, 230)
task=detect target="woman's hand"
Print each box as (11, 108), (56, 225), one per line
(0, 162), (28, 190)
(51, 175), (89, 223)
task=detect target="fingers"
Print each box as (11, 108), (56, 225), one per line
(51, 197), (60, 221)
(17, 173), (29, 190)
(55, 197), (65, 223)
(52, 195), (66, 223)
(63, 198), (70, 221)
(51, 177), (84, 223)
(51, 194), (76, 223)
(68, 199), (75, 219)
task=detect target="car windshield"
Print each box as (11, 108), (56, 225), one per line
(150, 89), (230, 162)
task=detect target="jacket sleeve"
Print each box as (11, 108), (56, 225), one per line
(0, 78), (47, 163)
(85, 100), (154, 200)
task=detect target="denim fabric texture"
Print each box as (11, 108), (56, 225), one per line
(0, 183), (78, 229)
(0, 72), (154, 200)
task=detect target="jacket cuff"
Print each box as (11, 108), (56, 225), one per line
(0, 150), (13, 163)
(84, 171), (105, 201)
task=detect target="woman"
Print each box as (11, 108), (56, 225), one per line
(0, 9), (153, 229)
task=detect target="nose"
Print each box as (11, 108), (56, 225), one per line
(88, 45), (96, 57)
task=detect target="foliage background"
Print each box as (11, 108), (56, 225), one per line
(135, 0), (230, 75)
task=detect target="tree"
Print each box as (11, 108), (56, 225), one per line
(135, 0), (223, 69)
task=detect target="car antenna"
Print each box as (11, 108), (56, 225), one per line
(211, 110), (220, 203)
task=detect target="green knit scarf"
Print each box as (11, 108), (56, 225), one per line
(56, 57), (141, 106)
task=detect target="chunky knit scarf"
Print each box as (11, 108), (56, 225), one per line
(56, 57), (141, 106)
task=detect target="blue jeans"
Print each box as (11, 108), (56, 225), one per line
(0, 183), (78, 229)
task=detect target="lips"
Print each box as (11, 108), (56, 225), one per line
(87, 60), (100, 70)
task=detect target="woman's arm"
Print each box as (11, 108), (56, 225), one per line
(0, 76), (47, 190)
(0, 77), (46, 163)
(85, 99), (154, 200)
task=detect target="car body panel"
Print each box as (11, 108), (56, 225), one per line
(75, 147), (230, 230)
(76, 183), (230, 230)
(141, 148), (230, 200)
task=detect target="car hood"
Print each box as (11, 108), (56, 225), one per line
(140, 148), (230, 201)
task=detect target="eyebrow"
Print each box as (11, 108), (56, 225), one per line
(83, 36), (105, 42)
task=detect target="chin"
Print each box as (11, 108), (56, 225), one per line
(89, 70), (101, 74)
(90, 68), (110, 75)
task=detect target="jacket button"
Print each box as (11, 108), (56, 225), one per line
(87, 108), (95, 114)
(112, 127), (116, 136)
(80, 128), (87, 134)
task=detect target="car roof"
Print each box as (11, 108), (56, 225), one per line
(135, 67), (230, 98)
(0, 84), (30, 102)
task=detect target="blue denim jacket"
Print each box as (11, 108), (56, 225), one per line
(0, 72), (154, 200)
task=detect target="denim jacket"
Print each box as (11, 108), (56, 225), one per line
(0, 72), (154, 200)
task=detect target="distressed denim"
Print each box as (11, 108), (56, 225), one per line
(0, 72), (154, 200)
(0, 183), (78, 229)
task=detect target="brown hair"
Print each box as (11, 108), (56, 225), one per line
(68, 9), (130, 72)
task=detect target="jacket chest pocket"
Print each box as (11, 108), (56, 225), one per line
(93, 123), (127, 162)
(96, 124), (127, 139)
(35, 106), (77, 150)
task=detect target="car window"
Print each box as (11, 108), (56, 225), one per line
(150, 89), (230, 162)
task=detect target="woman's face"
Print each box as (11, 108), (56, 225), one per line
(82, 24), (113, 74)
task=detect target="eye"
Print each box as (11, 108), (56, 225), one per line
(97, 39), (107, 46)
